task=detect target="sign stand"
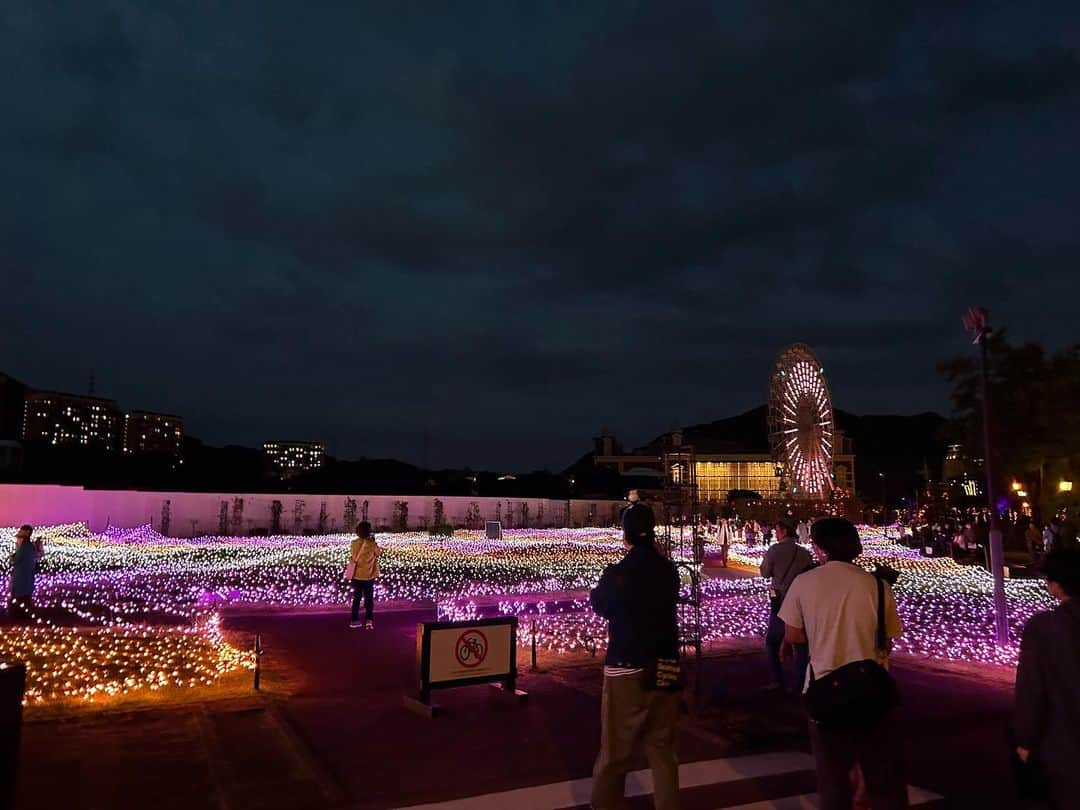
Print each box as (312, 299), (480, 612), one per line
(404, 617), (527, 719)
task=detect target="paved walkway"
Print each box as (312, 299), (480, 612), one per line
(15, 604), (1015, 809)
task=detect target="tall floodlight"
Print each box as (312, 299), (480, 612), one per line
(768, 344), (835, 500)
(963, 306), (1010, 646)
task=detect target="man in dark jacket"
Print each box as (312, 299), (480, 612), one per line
(1014, 547), (1080, 809)
(590, 500), (681, 810)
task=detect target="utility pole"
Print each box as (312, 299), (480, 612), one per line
(963, 306), (1010, 646)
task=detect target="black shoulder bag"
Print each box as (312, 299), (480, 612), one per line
(805, 575), (899, 732)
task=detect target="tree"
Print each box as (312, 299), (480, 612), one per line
(430, 498), (452, 537)
(939, 333), (1080, 519)
(292, 500), (306, 534)
(270, 500), (283, 534)
(230, 497), (244, 535)
(465, 501), (482, 529)
(393, 500), (409, 531)
(342, 498), (357, 532)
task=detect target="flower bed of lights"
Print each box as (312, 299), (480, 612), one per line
(1, 521), (1055, 704)
(692, 525), (1054, 666)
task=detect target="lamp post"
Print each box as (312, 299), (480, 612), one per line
(878, 472), (887, 524)
(962, 306), (1010, 646)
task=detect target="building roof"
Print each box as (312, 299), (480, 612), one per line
(126, 410), (184, 420)
(25, 389), (118, 406)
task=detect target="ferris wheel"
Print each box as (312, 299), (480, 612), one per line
(768, 343), (835, 500)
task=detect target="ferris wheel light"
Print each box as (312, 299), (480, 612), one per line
(769, 345), (834, 500)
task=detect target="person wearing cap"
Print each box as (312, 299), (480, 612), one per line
(590, 499), (681, 810)
(760, 518), (813, 691)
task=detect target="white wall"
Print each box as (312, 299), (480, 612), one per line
(0, 484), (624, 536)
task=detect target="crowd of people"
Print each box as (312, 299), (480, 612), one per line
(590, 494), (1080, 810)
(899, 514), (1079, 568)
(704, 516), (813, 568)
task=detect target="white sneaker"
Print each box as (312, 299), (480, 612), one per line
(349, 621), (363, 629)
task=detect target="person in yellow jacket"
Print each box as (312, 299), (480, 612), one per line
(348, 521), (381, 629)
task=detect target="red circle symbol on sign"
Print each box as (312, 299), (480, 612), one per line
(455, 629), (488, 668)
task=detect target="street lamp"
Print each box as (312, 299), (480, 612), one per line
(962, 306), (1009, 646)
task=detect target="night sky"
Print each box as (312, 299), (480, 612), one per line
(2, 3), (1079, 470)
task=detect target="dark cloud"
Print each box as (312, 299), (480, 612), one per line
(1, 1), (1079, 469)
(45, 11), (141, 86)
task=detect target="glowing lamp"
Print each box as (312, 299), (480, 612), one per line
(1060, 480), (1074, 493)
(1011, 482), (1022, 492)
(1016, 490), (1028, 498)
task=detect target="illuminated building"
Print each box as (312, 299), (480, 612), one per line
(940, 443), (987, 500)
(593, 425), (855, 503)
(263, 440), (325, 479)
(22, 390), (120, 449)
(943, 444), (967, 480)
(123, 411), (184, 455)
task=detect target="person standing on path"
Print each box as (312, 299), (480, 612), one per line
(745, 520), (758, 548)
(760, 519), (813, 691)
(1042, 521), (1058, 554)
(797, 519), (811, 546)
(1014, 548), (1080, 809)
(8, 524), (41, 622)
(779, 518), (907, 810)
(347, 521), (381, 629)
(589, 498), (681, 810)
(1024, 521), (1042, 562)
(718, 517), (731, 568)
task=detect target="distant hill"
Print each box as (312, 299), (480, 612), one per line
(633, 406), (771, 454)
(833, 410), (949, 501)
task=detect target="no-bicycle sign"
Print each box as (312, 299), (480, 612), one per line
(426, 619), (512, 683)
(454, 629), (488, 668)
(408, 616), (524, 716)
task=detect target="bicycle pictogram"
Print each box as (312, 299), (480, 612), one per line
(455, 629), (488, 668)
